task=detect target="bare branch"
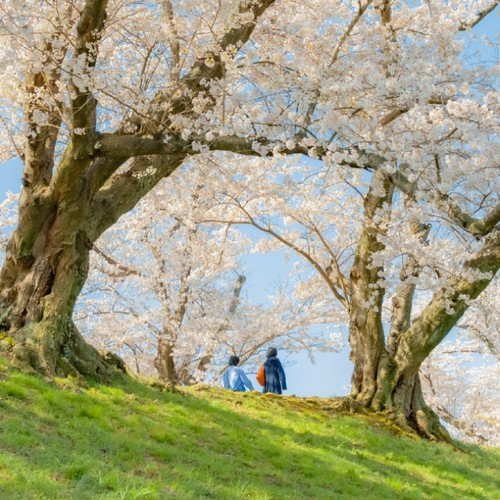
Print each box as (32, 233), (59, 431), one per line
(230, 198), (349, 308)
(92, 244), (139, 276)
(98, 133), (186, 158)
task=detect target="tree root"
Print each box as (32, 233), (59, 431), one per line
(149, 380), (179, 393)
(10, 319), (126, 380)
(325, 395), (457, 445)
(413, 408), (453, 444)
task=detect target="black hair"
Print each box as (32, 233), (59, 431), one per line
(266, 347), (278, 358)
(228, 355), (240, 366)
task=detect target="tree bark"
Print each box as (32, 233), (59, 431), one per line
(347, 167), (500, 441)
(154, 336), (178, 385)
(0, 211), (119, 376)
(348, 170), (393, 404)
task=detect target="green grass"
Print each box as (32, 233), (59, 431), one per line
(0, 356), (499, 499)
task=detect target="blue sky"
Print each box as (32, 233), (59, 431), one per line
(0, 157), (351, 396)
(0, 8), (497, 397)
(0, 160), (352, 397)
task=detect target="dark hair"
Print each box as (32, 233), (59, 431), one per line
(228, 355), (240, 366)
(266, 347), (277, 358)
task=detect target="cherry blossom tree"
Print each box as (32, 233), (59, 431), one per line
(74, 166), (340, 384)
(205, 130), (498, 441)
(0, 0), (498, 441)
(0, 0), (286, 377)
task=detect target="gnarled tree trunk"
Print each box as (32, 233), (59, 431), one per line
(0, 156), (144, 376)
(0, 211), (108, 375)
(0, 0), (277, 378)
(348, 170), (500, 441)
(0, 152), (185, 377)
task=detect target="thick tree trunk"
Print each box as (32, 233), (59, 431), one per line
(347, 165), (500, 442)
(348, 170), (393, 403)
(349, 324), (452, 442)
(0, 221), (121, 377)
(0, 152), (186, 378)
(372, 362), (453, 442)
(350, 232), (500, 441)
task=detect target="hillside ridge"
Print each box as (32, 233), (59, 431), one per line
(1, 358), (499, 499)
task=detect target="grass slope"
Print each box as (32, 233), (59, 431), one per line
(0, 357), (499, 499)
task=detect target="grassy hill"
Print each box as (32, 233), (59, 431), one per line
(0, 356), (499, 499)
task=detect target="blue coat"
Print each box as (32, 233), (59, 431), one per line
(263, 357), (287, 394)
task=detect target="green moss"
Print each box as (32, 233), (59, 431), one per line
(0, 330), (15, 350)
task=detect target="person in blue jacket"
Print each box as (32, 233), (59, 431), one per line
(263, 347), (287, 394)
(223, 355), (254, 392)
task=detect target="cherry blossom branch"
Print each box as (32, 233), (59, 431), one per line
(71, 0), (108, 145)
(162, 0), (181, 82)
(387, 170), (500, 238)
(298, 0), (374, 137)
(90, 0), (279, 202)
(219, 0), (277, 51)
(421, 371), (488, 443)
(86, 153), (186, 242)
(97, 131), (498, 245)
(92, 244), (140, 276)
(459, 2), (498, 30)
(49, 0), (109, 200)
(217, 198), (350, 308)
(394, 230), (500, 375)
(306, 220), (351, 303)
(387, 220), (431, 356)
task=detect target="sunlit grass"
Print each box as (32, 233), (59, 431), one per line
(0, 358), (499, 499)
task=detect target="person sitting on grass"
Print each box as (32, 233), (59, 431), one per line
(223, 355), (254, 392)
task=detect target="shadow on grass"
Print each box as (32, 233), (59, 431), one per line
(0, 370), (498, 499)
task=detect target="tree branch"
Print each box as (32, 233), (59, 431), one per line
(387, 220), (430, 356)
(71, 0), (108, 146)
(387, 170), (500, 238)
(85, 153), (186, 242)
(92, 244), (139, 276)
(459, 2), (498, 31)
(98, 133), (187, 158)
(50, 0), (109, 199)
(219, 0), (277, 51)
(394, 230), (500, 374)
(232, 199), (349, 307)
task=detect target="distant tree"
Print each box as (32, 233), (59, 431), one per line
(0, 0), (497, 441)
(207, 133), (498, 441)
(75, 166), (340, 384)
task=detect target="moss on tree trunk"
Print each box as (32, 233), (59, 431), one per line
(0, 209), (123, 378)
